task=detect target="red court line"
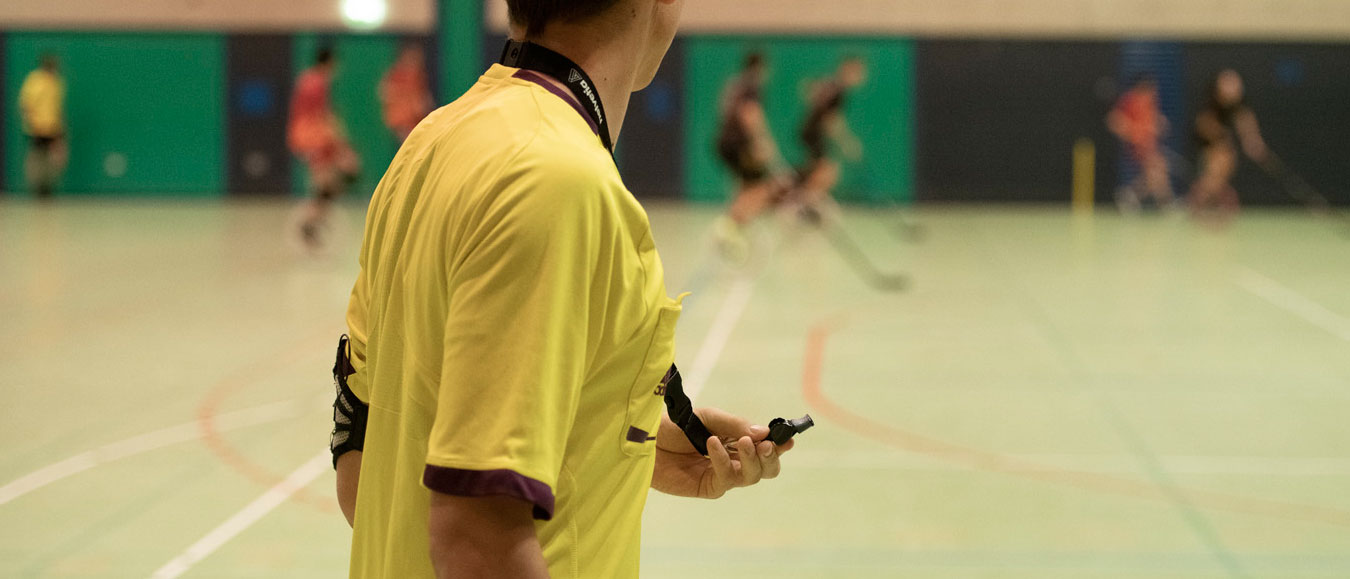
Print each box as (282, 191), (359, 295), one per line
(197, 329), (339, 514)
(802, 315), (1350, 528)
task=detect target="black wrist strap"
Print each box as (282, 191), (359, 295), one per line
(661, 364), (814, 456)
(660, 365), (714, 455)
(500, 40), (614, 153)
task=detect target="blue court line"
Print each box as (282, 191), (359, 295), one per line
(969, 226), (1249, 579)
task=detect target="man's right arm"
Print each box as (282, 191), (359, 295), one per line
(425, 156), (605, 575)
(428, 493), (549, 579)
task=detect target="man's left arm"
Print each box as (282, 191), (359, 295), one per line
(334, 261), (373, 527)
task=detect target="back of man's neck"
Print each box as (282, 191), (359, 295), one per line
(511, 27), (639, 146)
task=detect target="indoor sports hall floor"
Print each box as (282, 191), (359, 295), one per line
(2, 198), (1349, 578)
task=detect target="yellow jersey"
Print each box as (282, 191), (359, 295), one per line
(345, 64), (682, 578)
(18, 69), (65, 138)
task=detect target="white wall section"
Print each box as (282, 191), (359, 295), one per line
(1, 0), (434, 32)
(486, 0), (1350, 40)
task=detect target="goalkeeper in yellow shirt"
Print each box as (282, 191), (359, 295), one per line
(18, 53), (67, 199)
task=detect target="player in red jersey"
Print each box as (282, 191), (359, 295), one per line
(379, 44), (434, 143)
(1107, 75), (1177, 212)
(288, 47), (360, 250)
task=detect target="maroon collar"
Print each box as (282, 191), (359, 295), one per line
(512, 69), (601, 138)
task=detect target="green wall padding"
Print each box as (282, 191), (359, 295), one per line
(4, 32), (225, 196)
(683, 36), (916, 204)
(292, 34), (401, 198)
(441, 0), (483, 103)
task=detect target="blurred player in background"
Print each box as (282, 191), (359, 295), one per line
(1190, 69), (1267, 221)
(379, 43), (434, 142)
(1107, 75), (1177, 212)
(796, 56), (867, 223)
(288, 47), (361, 250)
(18, 53), (68, 200)
(713, 52), (786, 259)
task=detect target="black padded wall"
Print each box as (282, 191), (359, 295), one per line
(915, 39), (1120, 202)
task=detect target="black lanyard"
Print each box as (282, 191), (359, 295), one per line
(662, 364), (814, 456)
(500, 40), (614, 153)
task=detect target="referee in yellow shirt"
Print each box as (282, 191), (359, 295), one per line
(330, 0), (794, 577)
(18, 54), (67, 199)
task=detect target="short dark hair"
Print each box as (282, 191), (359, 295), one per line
(39, 52), (58, 71)
(316, 47), (335, 66)
(507, 0), (623, 35)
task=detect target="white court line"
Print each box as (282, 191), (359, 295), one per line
(0, 399), (305, 507)
(149, 450), (331, 579)
(786, 449), (1350, 476)
(1237, 267), (1350, 342)
(683, 274), (756, 401)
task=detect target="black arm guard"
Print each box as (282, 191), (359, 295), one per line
(330, 335), (368, 468)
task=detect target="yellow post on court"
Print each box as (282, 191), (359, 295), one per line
(1072, 138), (1096, 214)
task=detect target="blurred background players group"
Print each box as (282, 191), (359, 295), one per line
(286, 44), (432, 250)
(10, 38), (1325, 248)
(1107, 69), (1270, 223)
(705, 51), (1290, 257)
(14, 43), (433, 251)
(713, 53), (867, 261)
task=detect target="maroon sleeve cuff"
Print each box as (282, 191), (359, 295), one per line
(423, 465), (556, 521)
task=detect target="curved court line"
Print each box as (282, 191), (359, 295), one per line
(196, 330), (340, 513)
(802, 316), (1350, 529)
(149, 450), (331, 579)
(0, 400), (303, 507)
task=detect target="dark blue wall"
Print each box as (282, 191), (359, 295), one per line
(227, 34), (293, 195)
(618, 37), (685, 198)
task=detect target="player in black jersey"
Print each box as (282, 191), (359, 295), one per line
(1190, 69), (1268, 221)
(713, 52), (786, 259)
(796, 56), (867, 221)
